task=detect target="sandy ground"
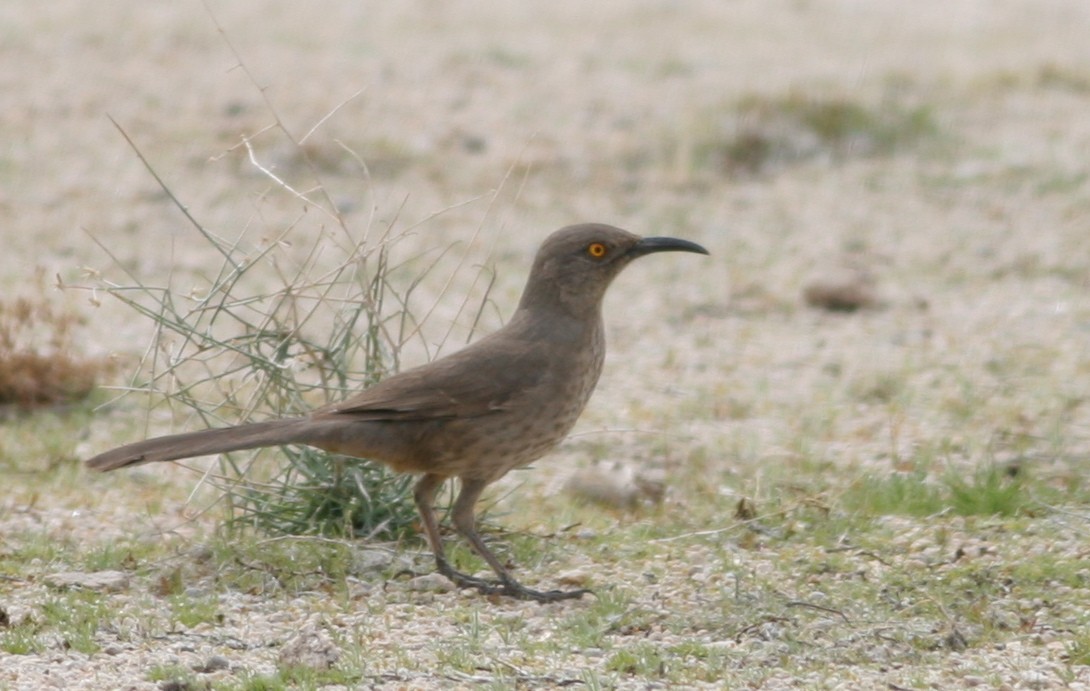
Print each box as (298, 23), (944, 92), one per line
(3, 1), (1090, 688)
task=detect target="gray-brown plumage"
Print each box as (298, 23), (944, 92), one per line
(87, 223), (708, 601)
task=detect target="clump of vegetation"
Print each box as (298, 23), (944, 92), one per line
(1034, 62), (1090, 93)
(687, 89), (938, 178)
(93, 99), (488, 542)
(95, 196), (434, 540)
(0, 591), (109, 656)
(842, 463), (1032, 518)
(0, 276), (112, 410)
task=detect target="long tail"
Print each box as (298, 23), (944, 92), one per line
(85, 418), (315, 472)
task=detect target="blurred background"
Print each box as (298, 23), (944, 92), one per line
(3, 2), (1090, 686)
(5, 0), (1084, 465)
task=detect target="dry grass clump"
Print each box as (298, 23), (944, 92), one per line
(96, 220), (426, 539)
(89, 51), (493, 539)
(91, 148), (427, 539)
(0, 281), (112, 410)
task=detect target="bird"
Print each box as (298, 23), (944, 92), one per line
(86, 223), (708, 602)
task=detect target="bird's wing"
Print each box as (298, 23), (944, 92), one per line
(312, 336), (549, 422)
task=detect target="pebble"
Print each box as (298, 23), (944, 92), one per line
(563, 461), (665, 508)
(802, 267), (882, 312)
(193, 655), (230, 673)
(42, 570), (130, 592)
(556, 569), (590, 586)
(406, 573), (456, 593)
(351, 548), (395, 574)
(278, 627), (341, 670)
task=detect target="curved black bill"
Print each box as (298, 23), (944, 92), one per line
(630, 236), (710, 257)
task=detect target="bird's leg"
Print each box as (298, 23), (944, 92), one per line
(450, 478), (591, 603)
(412, 473), (498, 591)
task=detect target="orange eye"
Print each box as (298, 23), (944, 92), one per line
(587, 242), (607, 258)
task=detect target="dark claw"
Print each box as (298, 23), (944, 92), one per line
(501, 584), (593, 603)
(436, 561), (591, 602)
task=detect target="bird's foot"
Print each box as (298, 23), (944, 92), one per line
(437, 562), (591, 603)
(494, 580), (592, 603)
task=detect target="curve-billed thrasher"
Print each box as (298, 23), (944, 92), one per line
(87, 223), (708, 602)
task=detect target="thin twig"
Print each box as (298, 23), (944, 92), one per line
(300, 89), (366, 144)
(785, 600), (851, 622)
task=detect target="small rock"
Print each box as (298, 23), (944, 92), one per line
(461, 134), (487, 153)
(193, 655), (230, 673)
(188, 544), (215, 562)
(43, 570), (129, 592)
(803, 267), (881, 312)
(556, 569), (591, 587)
(351, 549), (395, 575)
(346, 577), (375, 599)
(278, 627), (341, 670)
(734, 496), (757, 520)
(1019, 671), (1053, 690)
(944, 627), (968, 652)
(564, 461), (665, 509)
(406, 573), (456, 593)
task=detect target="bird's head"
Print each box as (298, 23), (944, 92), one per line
(517, 223), (709, 318)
